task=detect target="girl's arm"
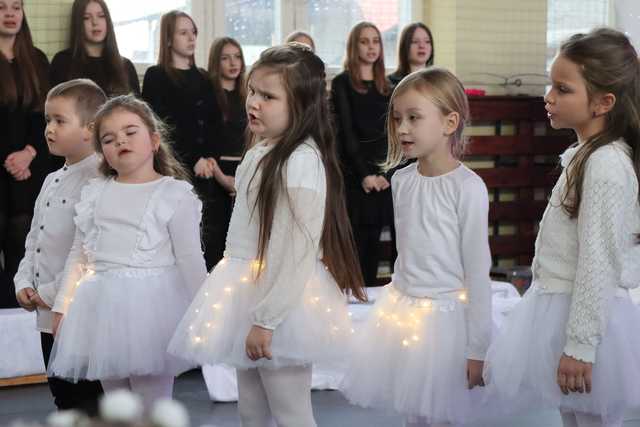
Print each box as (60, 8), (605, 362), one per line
(51, 226), (88, 315)
(250, 149), (326, 330)
(564, 150), (633, 364)
(167, 190), (208, 298)
(458, 175), (493, 361)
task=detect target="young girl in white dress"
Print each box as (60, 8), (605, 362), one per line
(340, 68), (492, 427)
(169, 43), (366, 427)
(48, 95), (207, 408)
(483, 27), (640, 427)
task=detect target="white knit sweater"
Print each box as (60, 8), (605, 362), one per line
(532, 140), (640, 363)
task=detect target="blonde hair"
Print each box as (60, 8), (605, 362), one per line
(384, 67), (469, 171)
(92, 95), (190, 180)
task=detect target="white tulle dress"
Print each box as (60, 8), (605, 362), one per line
(340, 163), (493, 424)
(168, 139), (354, 370)
(48, 176), (207, 382)
(483, 140), (640, 422)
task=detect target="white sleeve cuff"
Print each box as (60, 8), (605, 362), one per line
(563, 339), (596, 364)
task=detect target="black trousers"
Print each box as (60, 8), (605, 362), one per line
(195, 177), (233, 271)
(40, 333), (103, 415)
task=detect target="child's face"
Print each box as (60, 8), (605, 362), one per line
(44, 97), (92, 160)
(220, 43), (243, 81)
(246, 67), (289, 140)
(357, 27), (381, 66)
(408, 27), (432, 67)
(544, 54), (594, 134)
(392, 88), (457, 160)
(98, 109), (159, 176)
(0, 0), (23, 37)
(171, 17), (197, 60)
(83, 1), (107, 45)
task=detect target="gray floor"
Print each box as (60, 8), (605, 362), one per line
(2, 370), (639, 427)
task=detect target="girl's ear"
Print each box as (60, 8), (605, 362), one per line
(592, 92), (616, 117)
(151, 131), (161, 153)
(443, 111), (460, 137)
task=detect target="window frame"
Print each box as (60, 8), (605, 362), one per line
(123, 0), (423, 79)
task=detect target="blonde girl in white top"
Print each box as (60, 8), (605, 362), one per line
(341, 67), (492, 427)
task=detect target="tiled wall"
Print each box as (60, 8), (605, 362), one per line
(25, 0), (550, 95)
(24, 0), (74, 59)
(424, 0), (548, 95)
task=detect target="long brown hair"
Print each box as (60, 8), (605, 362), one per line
(207, 37), (246, 121)
(92, 95), (190, 181)
(557, 28), (640, 224)
(0, 1), (48, 109)
(343, 22), (390, 96)
(394, 22), (434, 79)
(68, 0), (130, 95)
(158, 10), (198, 84)
(384, 67), (469, 171)
(247, 43), (366, 301)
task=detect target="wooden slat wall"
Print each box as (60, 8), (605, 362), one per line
(467, 96), (573, 266)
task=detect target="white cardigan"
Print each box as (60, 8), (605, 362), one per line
(532, 140), (640, 363)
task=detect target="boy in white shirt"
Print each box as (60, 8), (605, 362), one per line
(14, 79), (106, 415)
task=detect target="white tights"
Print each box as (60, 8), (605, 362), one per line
(101, 375), (174, 410)
(560, 410), (624, 427)
(236, 365), (316, 427)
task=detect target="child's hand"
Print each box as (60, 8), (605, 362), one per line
(194, 157), (214, 178)
(376, 175), (390, 190)
(557, 353), (592, 394)
(245, 325), (273, 361)
(16, 288), (37, 311)
(29, 292), (51, 310)
(362, 175), (381, 193)
(467, 359), (485, 389)
(52, 312), (63, 336)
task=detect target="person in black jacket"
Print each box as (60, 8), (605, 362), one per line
(331, 22), (393, 286)
(0, 0), (51, 308)
(204, 36), (247, 269)
(388, 22), (434, 87)
(50, 0), (140, 96)
(143, 10), (224, 269)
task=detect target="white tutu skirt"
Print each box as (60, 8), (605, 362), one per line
(48, 266), (192, 382)
(340, 285), (482, 424)
(483, 286), (640, 420)
(168, 257), (353, 370)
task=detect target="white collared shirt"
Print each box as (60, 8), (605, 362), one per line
(14, 154), (100, 333)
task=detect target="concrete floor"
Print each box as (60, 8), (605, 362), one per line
(1, 370), (640, 427)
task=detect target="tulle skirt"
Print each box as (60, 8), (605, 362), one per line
(48, 266), (192, 382)
(483, 286), (640, 421)
(168, 257), (353, 370)
(340, 285), (483, 424)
